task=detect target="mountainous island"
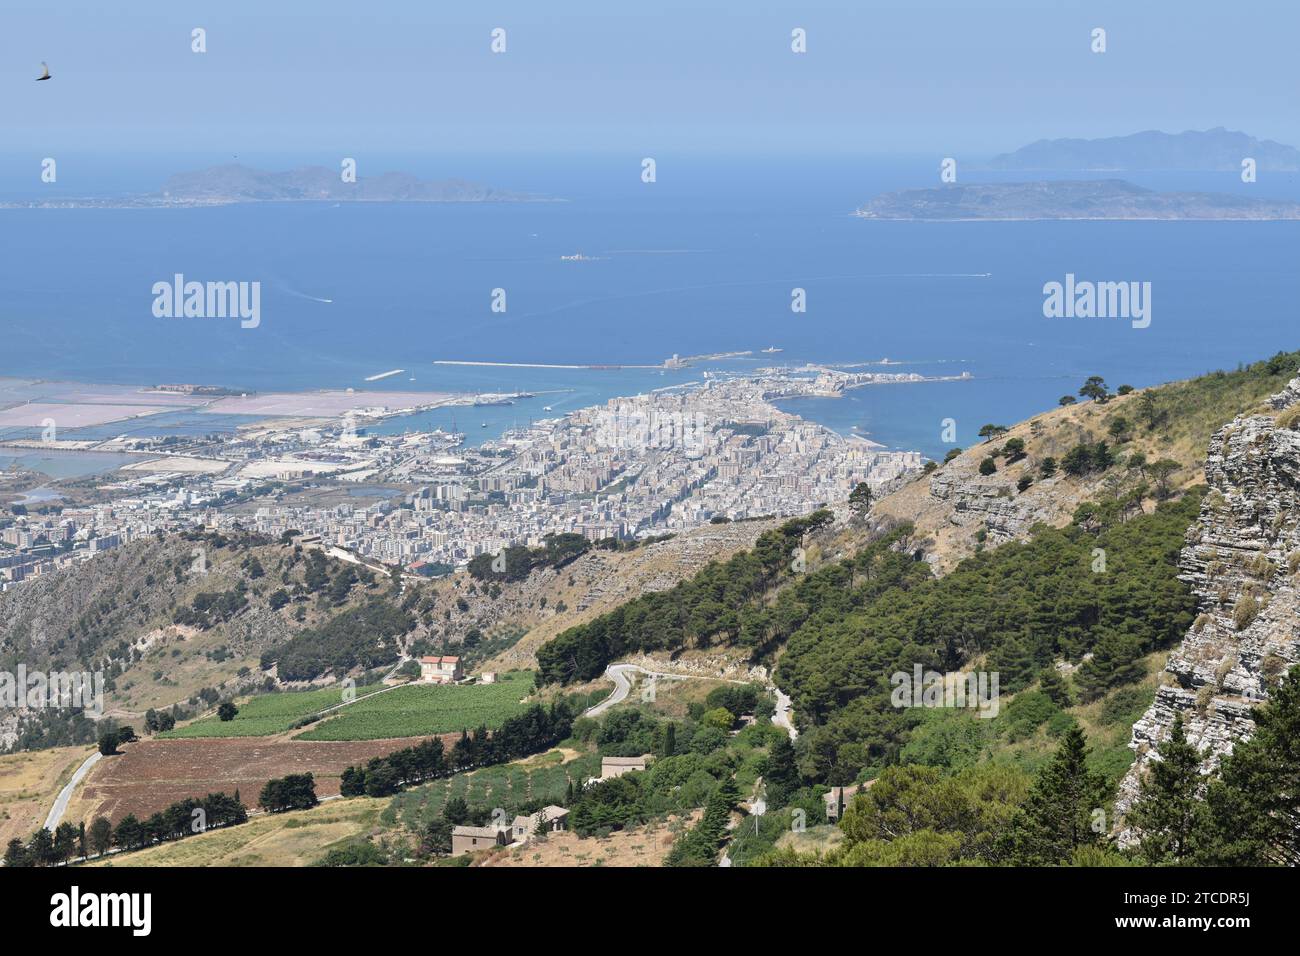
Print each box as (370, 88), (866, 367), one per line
(156, 165), (541, 204)
(855, 179), (1300, 221)
(988, 128), (1300, 172)
(1, 165), (543, 209)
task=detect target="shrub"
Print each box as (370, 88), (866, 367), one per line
(1233, 594), (1260, 631)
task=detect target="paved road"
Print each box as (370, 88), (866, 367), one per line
(771, 688), (798, 741)
(584, 662), (798, 742)
(44, 751), (102, 831)
(582, 664), (644, 717)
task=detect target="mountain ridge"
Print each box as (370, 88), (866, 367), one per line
(988, 128), (1300, 171)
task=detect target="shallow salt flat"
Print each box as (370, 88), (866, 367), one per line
(0, 402), (173, 429)
(0, 379), (207, 407)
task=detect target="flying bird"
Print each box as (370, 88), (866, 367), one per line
(36, 62), (51, 81)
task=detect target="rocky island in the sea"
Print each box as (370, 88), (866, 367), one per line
(988, 127), (1300, 172)
(1, 164), (545, 209)
(855, 179), (1300, 221)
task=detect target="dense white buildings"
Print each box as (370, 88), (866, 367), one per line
(1, 369), (931, 588)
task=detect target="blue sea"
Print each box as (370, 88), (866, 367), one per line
(2, 152), (1298, 458)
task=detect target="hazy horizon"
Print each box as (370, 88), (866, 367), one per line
(4, 0), (1298, 155)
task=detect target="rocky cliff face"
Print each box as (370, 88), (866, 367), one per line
(927, 469), (1047, 543)
(1115, 375), (1300, 838)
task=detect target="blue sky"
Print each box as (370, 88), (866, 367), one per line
(2, 0), (1296, 156)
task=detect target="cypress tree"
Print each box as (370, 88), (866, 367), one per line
(764, 736), (800, 810)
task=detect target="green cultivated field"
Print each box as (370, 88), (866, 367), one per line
(160, 683), (385, 738)
(294, 672), (536, 741)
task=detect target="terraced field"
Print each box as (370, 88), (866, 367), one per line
(160, 682), (386, 738)
(295, 672), (535, 741)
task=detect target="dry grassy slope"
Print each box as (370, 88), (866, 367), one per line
(0, 534), (404, 727)
(855, 368), (1293, 573)
(0, 745), (95, 845)
(474, 811), (701, 867)
(84, 797), (390, 867)
(476, 519), (784, 672)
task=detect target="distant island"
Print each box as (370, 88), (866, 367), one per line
(855, 179), (1300, 221)
(988, 128), (1300, 172)
(1, 164), (545, 209)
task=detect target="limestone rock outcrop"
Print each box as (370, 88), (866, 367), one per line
(1115, 375), (1300, 840)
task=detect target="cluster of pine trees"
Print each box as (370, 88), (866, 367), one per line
(536, 511), (833, 684)
(4, 791), (246, 866)
(1127, 667), (1300, 866)
(263, 598), (413, 680)
(778, 493), (1200, 781)
(466, 532), (591, 583)
(258, 773), (318, 813)
(338, 701), (576, 799)
(755, 666), (1300, 867)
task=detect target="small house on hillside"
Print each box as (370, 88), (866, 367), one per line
(598, 754), (652, 781)
(419, 655), (463, 684)
(450, 824), (510, 856)
(824, 783), (867, 822)
(511, 805), (569, 843)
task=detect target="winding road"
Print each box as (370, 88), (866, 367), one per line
(582, 663), (797, 741)
(44, 751), (101, 831)
(582, 664), (655, 717)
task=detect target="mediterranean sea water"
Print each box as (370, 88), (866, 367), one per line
(1, 153), (1297, 458)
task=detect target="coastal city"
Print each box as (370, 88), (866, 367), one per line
(0, 365), (954, 589)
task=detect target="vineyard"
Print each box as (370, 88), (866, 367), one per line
(294, 672), (536, 741)
(160, 682), (386, 739)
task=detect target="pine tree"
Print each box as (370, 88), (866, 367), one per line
(4, 838), (30, 868)
(1037, 667), (1072, 707)
(1197, 666), (1300, 866)
(1129, 713), (1206, 863)
(668, 775), (740, 866)
(1007, 726), (1112, 864)
(764, 736), (800, 810)
(28, 827), (57, 866)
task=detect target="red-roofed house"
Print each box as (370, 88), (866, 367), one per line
(419, 656), (463, 683)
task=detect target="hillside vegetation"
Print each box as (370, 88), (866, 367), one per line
(871, 349), (1300, 571)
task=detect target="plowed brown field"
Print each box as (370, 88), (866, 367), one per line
(75, 734), (461, 823)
